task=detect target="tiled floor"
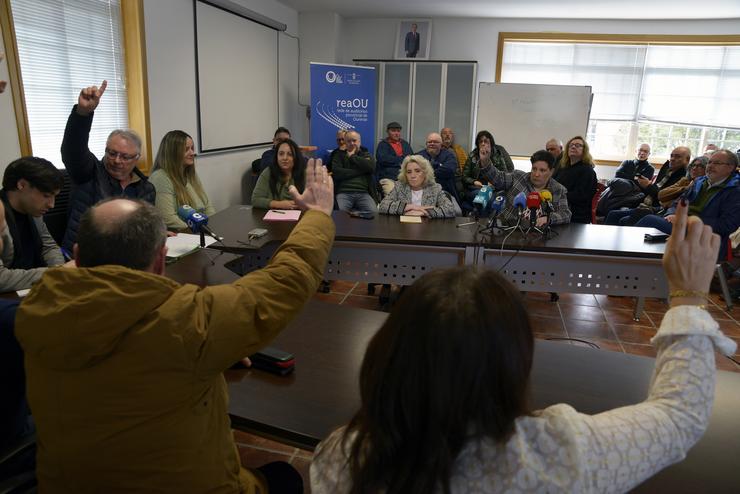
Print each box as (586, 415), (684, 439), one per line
(234, 282), (740, 490)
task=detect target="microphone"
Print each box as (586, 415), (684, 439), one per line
(472, 185), (493, 214)
(513, 192), (527, 212)
(526, 192), (541, 228)
(539, 190), (553, 214)
(490, 195), (505, 216)
(177, 205), (223, 242)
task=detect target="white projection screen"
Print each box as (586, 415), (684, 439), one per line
(195, 0), (278, 152)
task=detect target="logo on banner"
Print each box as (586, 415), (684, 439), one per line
(311, 63), (376, 156)
(347, 72), (361, 85)
(325, 71), (343, 84)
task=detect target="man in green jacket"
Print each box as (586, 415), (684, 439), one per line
(16, 160), (335, 493)
(331, 130), (378, 214)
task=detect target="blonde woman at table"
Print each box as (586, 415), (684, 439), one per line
(311, 200), (736, 494)
(377, 155), (455, 218)
(149, 130), (215, 230)
(252, 139), (307, 210)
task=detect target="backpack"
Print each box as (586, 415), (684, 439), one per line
(596, 178), (645, 217)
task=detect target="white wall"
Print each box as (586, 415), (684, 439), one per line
(144, 0), (300, 211)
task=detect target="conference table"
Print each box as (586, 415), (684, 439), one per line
(206, 205), (668, 318)
(166, 249), (740, 493)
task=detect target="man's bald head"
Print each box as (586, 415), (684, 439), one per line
(75, 198), (167, 272)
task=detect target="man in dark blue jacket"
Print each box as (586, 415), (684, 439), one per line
(636, 149), (740, 260)
(418, 132), (461, 209)
(615, 143), (655, 183)
(61, 80), (155, 251)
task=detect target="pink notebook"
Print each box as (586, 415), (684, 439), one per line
(263, 209), (302, 222)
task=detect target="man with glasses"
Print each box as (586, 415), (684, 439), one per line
(615, 143), (655, 183)
(635, 149), (740, 260)
(61, 80), (155, 251)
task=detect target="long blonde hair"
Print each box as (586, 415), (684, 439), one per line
(152, 130), (208, 207)
(559, 135), (595, 169)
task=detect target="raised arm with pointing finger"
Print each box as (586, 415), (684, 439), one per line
(60, 80), (155, 251)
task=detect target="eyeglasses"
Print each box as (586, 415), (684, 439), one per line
(569, 143), (584, 148)
(105, 148), (139, 162)
(426, 141), (441, 145)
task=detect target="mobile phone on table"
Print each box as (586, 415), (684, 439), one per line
(644, 233), (669, 243)
(250, 347), (295, 376)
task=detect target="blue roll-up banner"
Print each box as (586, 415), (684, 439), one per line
(310, 63), (376, 163)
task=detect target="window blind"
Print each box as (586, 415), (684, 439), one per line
(10, 0), (128, 168)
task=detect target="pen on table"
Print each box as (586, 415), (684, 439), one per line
(270, 210), (286, 214)
(60, 247), (72, 261)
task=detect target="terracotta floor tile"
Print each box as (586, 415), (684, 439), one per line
(564, 319), (615, 340)
(555, 293), (600, 306)
(603, 308), (654, 327)
(236, 444), (294, 470)
(613, 324), (656, 345)
(715, 353), (740, 372)
(645, 311), (665, 326)
(294, 448), (314, 460)
(329, 280), (358, 294)
(559, 304), (606, 322)
(714, 319), (740, 338)
(312, 292), (345, 305)
(523, 291), (555, 302)
(232, 430), (295, 454)
(705, 305), (735, 321)
(622, 343), (658, 358)
(524, 300), (561, 318)
(595, 295), (638, 310)
(530, 314), (565, 335)
(341, 294), (384, 311)
(642, 298), (669, 313)
(289, 456), (312, 494)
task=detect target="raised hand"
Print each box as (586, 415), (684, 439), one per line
(77, 80), (107, 116)
(662, 199), (720, 306)
(289, 158), (334, 216)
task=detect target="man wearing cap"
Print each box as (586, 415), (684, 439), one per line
(376, 122), (413, 196)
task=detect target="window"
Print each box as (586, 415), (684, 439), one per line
(1, 0), (149, 169)
(498, 34), (740, 162)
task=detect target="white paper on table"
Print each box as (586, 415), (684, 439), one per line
(16, 288), (30, 297)
(166, 233), (217, 258)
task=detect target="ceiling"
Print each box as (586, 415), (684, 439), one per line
(276, 0), (740, 20)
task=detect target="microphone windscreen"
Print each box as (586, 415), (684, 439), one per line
(539, 190), (553, 202)
(491, 195), (505, 212)
(526, 192), (541, 209)
(513, 192), (527, 209)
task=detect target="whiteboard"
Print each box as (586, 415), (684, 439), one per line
(475, 83), (592, 157)
(195, 0), (278, 152)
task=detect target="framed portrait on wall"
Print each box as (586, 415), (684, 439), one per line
(394, 20), (432, 60)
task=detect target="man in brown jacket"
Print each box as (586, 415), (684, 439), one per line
(16, 160), (335, 493)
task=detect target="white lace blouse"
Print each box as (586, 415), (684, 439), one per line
(310, 305), (736, 493)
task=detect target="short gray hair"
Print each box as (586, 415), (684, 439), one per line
(397, 154), (436, 187)
(76, 198), (167, 270)
(108, 129), (143, 154)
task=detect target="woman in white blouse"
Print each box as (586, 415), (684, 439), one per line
(310, 200), (735, 493)
(378, 155), (455, 218)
